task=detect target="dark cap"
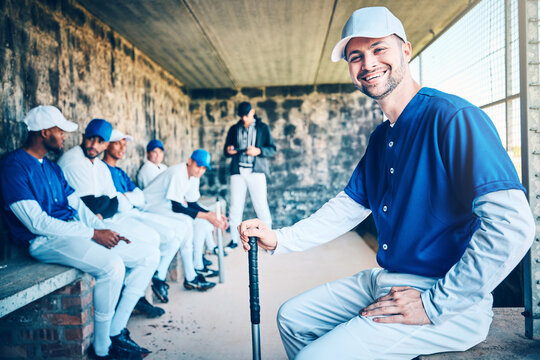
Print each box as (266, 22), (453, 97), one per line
(237, 102), (253, 117)
(147, 139), (165, 152)
(85, 119), (112, 141)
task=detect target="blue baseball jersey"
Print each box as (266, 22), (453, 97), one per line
(0, 149), (77, 247)
(106, 163), (137, 193)
(345, 87), (525, 278)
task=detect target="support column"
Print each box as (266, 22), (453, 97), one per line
(519, 0), (540, 340)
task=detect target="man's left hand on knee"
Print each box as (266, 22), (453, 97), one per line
(360, 286), (432, 325)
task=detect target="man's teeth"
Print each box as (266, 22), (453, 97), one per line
(366, 73), (383, 81)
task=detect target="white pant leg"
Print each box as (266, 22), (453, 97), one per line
(229, 173), (248, 243)
(192, 218), (214, 269)
(204, 229), (216, 251)
(133, 210), (182, 280)
(280, 269), (493, 360)
(244, 171), (272, 228)
(146, 210), (198, 281)
(29, 235), (125, 323)
(103, 217), (160, 334)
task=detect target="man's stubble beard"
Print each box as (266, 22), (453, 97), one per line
(357, 54), (407, 101)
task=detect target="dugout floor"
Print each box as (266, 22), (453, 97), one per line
(127, 231), (377, 359)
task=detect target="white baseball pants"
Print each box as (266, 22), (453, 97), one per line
(29, 227), (159, 355)
(192, 218), (214, 270)
(278, 268), (493, 360)
(124, 209), (182, 281)
(229, 168), (272, 243)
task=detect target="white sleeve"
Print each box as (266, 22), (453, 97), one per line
(137, 163), (157, 189)
(124, 188), (146, 208)
(117, 192), (134, 213)
(185, 178), (201, 203)
(59, 160), (96, 198)
(165, 171), (186, 203)
(421, 189), (535, 325)
(274, 191), (372, 254)
(67, 193), (106, 230)
(10, 200), (94, 239)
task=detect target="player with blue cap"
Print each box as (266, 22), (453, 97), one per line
(143, 149), (228, 290)
(137, 139), (168, 189)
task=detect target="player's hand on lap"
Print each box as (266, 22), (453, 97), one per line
(360, 286), (431, 325)
(93, 229), (131, 248)
(239, 219), (277, 251)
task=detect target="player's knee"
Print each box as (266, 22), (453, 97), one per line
(148, 228), (161, 247)
(277, 299), (297, 332)
(102, 254), (125, 283)
(143, 245), (160, 268)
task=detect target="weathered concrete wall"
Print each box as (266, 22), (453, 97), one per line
(0, 0), (191, 259)
(189, 85), (383, 228)
(0, 0), (192, 175)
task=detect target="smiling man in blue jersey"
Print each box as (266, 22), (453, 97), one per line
(238, 6), (535, 360)
(0, 105), (158, 360)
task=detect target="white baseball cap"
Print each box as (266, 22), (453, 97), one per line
(331, 7), (407, 62)
(23, 105), (78, 132)
(109, 129), (133, 142)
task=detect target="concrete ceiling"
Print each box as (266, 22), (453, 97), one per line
(77, 0), (478, 89)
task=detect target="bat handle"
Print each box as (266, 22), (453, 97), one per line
(248, 236), (260, 325)
(248, 236), (261, 360)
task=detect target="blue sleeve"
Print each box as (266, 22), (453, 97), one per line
(121, 170), (137, 192)
(441, 107), (525, 207)
(344, 154), (370, 208)
(1, 161), (36, 208)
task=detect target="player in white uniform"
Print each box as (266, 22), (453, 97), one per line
(137, 139), (168, 189)
(143, 150), (228, 286)
(0, 106), (157, 360)
(103, 130), (184, 302)
(58, 119), (166, 319)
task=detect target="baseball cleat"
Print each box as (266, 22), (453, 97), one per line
(183, 274), (216, 291)
(195, 266), (219, 278)
(226, 240), (238, 249)
(134, 297), (165, 318)
(213, 246), (228, 256)
(110, 328), (149, 358)
(151, 277), (169, 303)
(202, 255), (213, 266)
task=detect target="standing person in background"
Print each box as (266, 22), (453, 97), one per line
(224, 101), (276, 249)
(137, 139), (168, 189)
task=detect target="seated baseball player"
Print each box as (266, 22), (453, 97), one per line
(57, 119), (165, 318)
(0, 105), (159, 360)
(143, 149), (228, 287)
(137, 139), (215, 268)
(103, 129), (184, 303)
(137, 139), (168, 189)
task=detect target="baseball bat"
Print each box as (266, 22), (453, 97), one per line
(248, 236), (261, 360)
(215, 198), (225, 283)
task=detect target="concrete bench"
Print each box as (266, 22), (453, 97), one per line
(0, 257), (93, 359)
(419, 308), (540, 359)
(0, 258), (83, 318)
